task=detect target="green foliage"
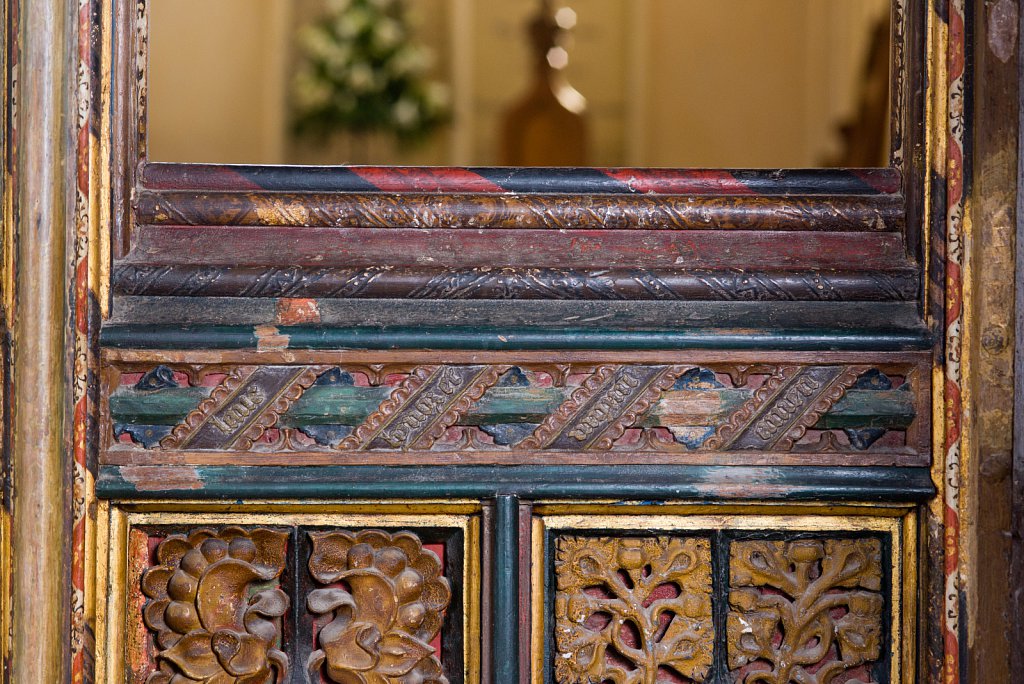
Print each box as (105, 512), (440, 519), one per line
(292, 0), (450, 144)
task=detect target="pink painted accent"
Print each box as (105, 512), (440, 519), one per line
(351, 167), (506, 193)
(604, 169), (756, 195)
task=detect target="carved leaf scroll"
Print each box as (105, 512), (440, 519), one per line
(727, 539), (884, 684)
(554, 536), (714, 683)
(140, 527), (291, 684)
(306, 530), (452, 684)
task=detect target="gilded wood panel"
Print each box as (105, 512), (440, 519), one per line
(553, 536), (714, 683)
(534, 510), (912, 684)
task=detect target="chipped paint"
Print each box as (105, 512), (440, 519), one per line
(255, 324), (290, 352)
(276, 298), (321, 326)
(988, 0), (1018, 63)
(119, 465), (204, 492)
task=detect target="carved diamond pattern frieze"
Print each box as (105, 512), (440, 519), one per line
(554, 536), (714, 683)
(727, 539), (884, 684)
(108, 363), (920, 457)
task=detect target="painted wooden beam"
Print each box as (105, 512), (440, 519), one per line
(492, 496), (520, 683)
(96, 464), (936, 502)
(100, 322), (933, 352)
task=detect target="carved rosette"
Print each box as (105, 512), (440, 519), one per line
(554, 536), (714, 683)
(140, 527), (290, 684)
(306, 530), (452, 684)
(727, 539), (884, 684)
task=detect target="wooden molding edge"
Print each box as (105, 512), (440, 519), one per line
(8, 0), (76, 680)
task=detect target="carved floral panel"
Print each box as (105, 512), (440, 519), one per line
(554, 536), (714, 683)
(139, 527), (291, 684)
(135, 525), (458, 684)
(306, 530), (452, 684)
(727, 539), (885, 684)
(105, 361), (923, 459)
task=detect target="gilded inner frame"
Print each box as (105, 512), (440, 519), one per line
(531, 506), (917, 684)
(93, 501), (483, 684)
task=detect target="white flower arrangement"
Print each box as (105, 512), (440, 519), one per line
(292, 0), (450, 144)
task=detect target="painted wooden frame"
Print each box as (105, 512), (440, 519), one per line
(106, 0), (928, 311)
(93, 500), (484, 684)
(0, 0), (992, 680)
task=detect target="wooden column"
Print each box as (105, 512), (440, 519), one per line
(1015, 0), (1024, 673)
(969, 0), (1020, 681)
(9, 0), (75, 680)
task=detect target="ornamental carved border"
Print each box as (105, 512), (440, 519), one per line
(112, 264), (921, 302)
(103, 359), (927, 461)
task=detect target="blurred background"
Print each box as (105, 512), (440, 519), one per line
(147, 0), (891, 168)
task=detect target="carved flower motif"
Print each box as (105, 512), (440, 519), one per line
(141, 527), (291, 684)
(306, 530), (451, 684)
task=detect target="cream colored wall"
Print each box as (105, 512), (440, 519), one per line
(148, 0), (291, 163)
(640, 0), (888, 167)
(147, 0), (889, 167)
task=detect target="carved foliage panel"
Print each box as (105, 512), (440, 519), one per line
(551, 534), (889, 684)
(131, 525), (458, 684)
(104, 360), (925, 460)
(554, 536), (714, 683)
(728, 539), (884, 684)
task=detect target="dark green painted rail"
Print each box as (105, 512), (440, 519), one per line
(97, 465), (935, 502)
(101, 324), (933, 352)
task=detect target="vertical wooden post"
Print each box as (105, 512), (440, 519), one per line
(1014, 0), (1024, 671)
(969, 0), (1020, 680)
(9, 0), (74, 679)
(493, 495), (520, 682)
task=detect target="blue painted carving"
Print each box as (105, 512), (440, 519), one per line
(844, 369), (895, 450)
(114, 423), (174, 448)
(133, 365), (179, 391)
(673, 367), (723, 391)
(669, 367), (724, 449)
(301, 425), (355, 447)
(315, 368), (355, 386)
(497, 367), (530, 387)
(481, 423), (536, 447)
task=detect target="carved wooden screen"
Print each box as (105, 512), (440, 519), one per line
(91, 1), (941, 682)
